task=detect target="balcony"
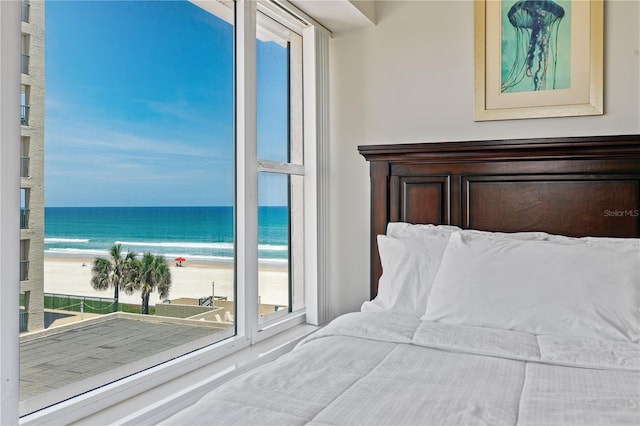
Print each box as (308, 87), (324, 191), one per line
(21, 156), (30, 177)
(21, 54), (30, 75)
(20, 208), (30, 229)
(21, 1), (30, 23)
(20, 157), (31, 177)
(20, 311), (29, 333)
(20, 259), (29, 281)
(21, 105), (30, 126)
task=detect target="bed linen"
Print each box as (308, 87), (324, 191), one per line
(161, 312), (640, 425)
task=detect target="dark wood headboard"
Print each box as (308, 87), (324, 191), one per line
(359, 134), (640, 299)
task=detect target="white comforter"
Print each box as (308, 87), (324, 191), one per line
(162, 312), (640, 425)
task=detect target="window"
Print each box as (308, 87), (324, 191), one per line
(256, 11), (305, 323)
(19, 0), (236, 413)
(21, 137), (30, 177)
(20, 84), (29, 126)
(2, 0), (329, 421)
(20, 188), (29, 229)
(21, 34), (29, 75)
(20, 240), (30, 282)
(21, 0), (29, 23)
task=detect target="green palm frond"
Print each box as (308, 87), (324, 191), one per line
(90, 257), (113, 291)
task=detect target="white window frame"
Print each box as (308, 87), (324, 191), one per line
(0, 0), (330, 424)
(1, 1), (22, 425)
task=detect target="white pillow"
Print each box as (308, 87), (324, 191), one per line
(387, 222), (549, 241)
(423, 231), (640, 342)
(386, 222), (462, 238)
(361, 232), (452, 316)
(363, 223), (548, 316)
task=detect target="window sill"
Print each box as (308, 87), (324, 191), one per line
(19, 321), (318, 426)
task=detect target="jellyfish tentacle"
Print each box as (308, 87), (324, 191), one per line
(501, 0), (565, 93)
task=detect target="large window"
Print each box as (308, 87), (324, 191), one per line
(5, 0), (328, 420)
(20, 0), (236, 413)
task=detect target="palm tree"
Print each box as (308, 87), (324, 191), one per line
(91, 243), (138, 312)
(137, 252), (171, 314)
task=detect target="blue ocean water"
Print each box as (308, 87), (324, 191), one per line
(44, 206), (288, 265)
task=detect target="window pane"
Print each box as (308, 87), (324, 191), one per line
(256, 12), (304, 324)
(258, 172), (290, 322)
(256, 12), (303, 165)
(20, 0), (235, 414)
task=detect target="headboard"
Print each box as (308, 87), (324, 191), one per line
(359, 134), (640, 299)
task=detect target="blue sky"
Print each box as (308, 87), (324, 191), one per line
(45, 0), (288, 207)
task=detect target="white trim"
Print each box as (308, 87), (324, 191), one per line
(303, 25), (332, 326)
(190, 0), (234, 25)
(258, 0), (332, 35)
(235, 0), (260, 343)
(0, 1), (21, 424)
(315, 27), (332, 324)
(255, 309), (306, 341)
(257, 159), (305, 175)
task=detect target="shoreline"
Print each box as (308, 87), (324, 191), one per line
(44, 255), (289, 308)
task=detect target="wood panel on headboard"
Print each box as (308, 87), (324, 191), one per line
(359, 135), (640, 300)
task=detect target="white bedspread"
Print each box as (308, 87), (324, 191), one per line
(161, 312), (640, 425)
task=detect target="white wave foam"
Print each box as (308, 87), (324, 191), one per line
(115, 241), (287, 252)
(45, 248), (286, 266)
(46, 248), (109, 257)
(258, 244), (288, 252)
(116, 241), (235, 250)
(45, 238), (90, 244)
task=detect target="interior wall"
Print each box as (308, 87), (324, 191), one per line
(328, 0), (640, 317)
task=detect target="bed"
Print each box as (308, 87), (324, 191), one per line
(162, 135), (640, 425)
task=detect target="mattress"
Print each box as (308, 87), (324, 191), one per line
(161, 312), (640, 425)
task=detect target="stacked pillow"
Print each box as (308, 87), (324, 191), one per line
(362, 223), (640, 343)
(360, 223), (461, 316)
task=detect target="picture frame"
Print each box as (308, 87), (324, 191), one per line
(474, 0), (603, 121)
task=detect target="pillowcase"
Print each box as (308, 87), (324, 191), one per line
(386, 222), (462, 238)
(363, 223), (549, 316)
(387, 221), (549, 241)
(361, 232), (453, 316)
(422, 231), (640, 342)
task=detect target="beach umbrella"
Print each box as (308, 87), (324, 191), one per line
(175, 257), (186, 263)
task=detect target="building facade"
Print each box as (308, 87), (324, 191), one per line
(20, 0), (44, 332)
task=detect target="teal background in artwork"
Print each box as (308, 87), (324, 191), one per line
(501, 0), (572, 93)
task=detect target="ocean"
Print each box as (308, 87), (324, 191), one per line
(44, 206), (288, 266)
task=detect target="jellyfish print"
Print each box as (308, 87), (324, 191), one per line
(501, 0), (569, 93)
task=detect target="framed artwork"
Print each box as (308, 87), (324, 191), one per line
(474, 0), (603, 121)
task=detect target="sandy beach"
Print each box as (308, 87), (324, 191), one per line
(44, 256), (289, 308)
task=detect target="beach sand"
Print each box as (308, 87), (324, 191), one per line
(44, 256), (289, 308)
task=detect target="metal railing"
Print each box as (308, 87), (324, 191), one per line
(21, 54), (30, 75)
(20, 311), (29, 333)
(21, 156), (30, 177)
(20, 260), (29, 281)
(45, 293), (117, 315)
(21, 1), (30, 23)
(21, 105), (30, 126)
(20, 208), (30, 229)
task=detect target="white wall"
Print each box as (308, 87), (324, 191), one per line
(328, 0), (640, 316)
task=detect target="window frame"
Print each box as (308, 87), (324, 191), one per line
(0, 0), (330, 423)
(0, 1), (22, 424)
